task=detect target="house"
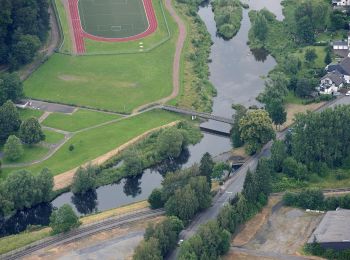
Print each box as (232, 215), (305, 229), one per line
(319, 71), (344, 94)
(326, 56), (350, 83)
(308, 209), (350, 251)
(332, 0), (350, 6)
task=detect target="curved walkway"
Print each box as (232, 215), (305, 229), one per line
(132, 0), (186, 113)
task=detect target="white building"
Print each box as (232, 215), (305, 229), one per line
(332, 0), (350, 6)
(319, 71), (344, 94)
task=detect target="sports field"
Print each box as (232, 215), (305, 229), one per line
(79, 0), (149, 39)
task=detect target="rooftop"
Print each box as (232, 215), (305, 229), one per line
(308, 209), (350, 244)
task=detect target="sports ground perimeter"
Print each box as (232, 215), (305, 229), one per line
(68, 0), (158, 54)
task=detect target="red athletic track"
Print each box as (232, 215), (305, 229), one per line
(68, 0), (158, 54)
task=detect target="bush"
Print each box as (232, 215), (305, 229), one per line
(148, 188), (164, 209)
(71, 165), (96, 194)
(4, 135), (23, 161)
(49, 204), (81, 234)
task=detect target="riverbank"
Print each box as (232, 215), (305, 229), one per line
(170, 0), (216, 113)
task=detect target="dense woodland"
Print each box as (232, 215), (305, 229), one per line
(0, 0), (50, 69)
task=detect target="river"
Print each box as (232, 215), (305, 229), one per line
(0, 0), (283, 236)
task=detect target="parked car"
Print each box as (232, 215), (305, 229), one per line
(346, 91), (350, 96)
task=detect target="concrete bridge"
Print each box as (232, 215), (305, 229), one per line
(161, 105), (234, 124)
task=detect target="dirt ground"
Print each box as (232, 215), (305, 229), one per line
(23, 216), (164, 260)
(231, 197), (324, 259)
(279, 102), (325, 131)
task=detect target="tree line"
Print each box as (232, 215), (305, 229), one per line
(0, 101), (45, 162)
(0, 0), (50, 70)
(283, 188), (350, 211)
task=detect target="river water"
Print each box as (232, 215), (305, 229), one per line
(0, 0), (283, 236)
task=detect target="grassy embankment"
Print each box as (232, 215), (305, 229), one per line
(170, 0), (216, 112)
(25, 0), (177, 113)
(1, 110), (186, 179)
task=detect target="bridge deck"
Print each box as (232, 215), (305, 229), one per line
(162, 106), (233, 124)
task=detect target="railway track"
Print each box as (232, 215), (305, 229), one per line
(1, 209), (164, 260)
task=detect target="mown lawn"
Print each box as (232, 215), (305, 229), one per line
(1, 110), (184, 179)
(1, 145), (49, 165)
(43, 129), (65, 144)
(83, 0), (171, 54)
(294, 46), (327, 69)
(25, 0), (178, 113)
(18, 108), (44, 121)
(42, 109), (121, 132)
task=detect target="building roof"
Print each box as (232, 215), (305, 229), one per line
(340, 57), (350, 75)
(308, 209), (350, 244)
(322, 71), (344, 86)
(333, 41), (348, 46)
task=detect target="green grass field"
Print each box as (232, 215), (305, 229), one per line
(1, 145), (49, 165)
(42, 109), (121, 132)
(18, 108), (44, 121)
(1, 110), (184, 179)
(79, 0), (148, 38)
(43, 129), (65, 144)
(24, 0), (177, 113)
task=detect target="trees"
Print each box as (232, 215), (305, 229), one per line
(230, 104), (247, 148)
(324, 49), (332, 65)
(252, 12), (268, 42)
(165, 185), (199, 222)
(144, 216), (184, 256)
(265, 99), (286, 129)
(239, 110), (275, 154)
(19, 117), (45, 145)
(2, 169), (54, 213)
(0, 0), (50, 68)
(270, 140), (287, 172)
(212, 162), (230, 180)
(50, 204), (81, 234)
(4, 135), (23, 161)
(0, 73), (23, 105)
(258, 72), (289, 104)
(133, 238), (162, 260)
(304, 49), (317, 65)
(148, 188), (164, 209)
(71, 165), (96, 194)
(199, 152), (214, 186)
(295, 78), (314, 97)
(0, 100), (21, 143)
(123, 149), (143, 176)
(157, 128), (184, 159)
(179, 220), (230, 259)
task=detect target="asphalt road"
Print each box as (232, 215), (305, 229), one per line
(168, 95), (350, 259)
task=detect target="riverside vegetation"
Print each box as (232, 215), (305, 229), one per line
(212, 0), (244, 39)
(173, 0), (217, 112)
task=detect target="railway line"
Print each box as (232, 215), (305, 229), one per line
(1, 209), (164, 260)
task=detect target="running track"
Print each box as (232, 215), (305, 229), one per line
(68, 0), (158, 54)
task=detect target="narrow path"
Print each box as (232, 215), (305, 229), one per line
(38, 111), (52, 123)
(132, 0), (186, 113)
(19, 4), (60, 81)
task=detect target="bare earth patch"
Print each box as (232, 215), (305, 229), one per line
(244, 205), (324, 255)
(232, 196), (281, 247)
(279, 102), (325, 131)
(58, 74), (88, 82)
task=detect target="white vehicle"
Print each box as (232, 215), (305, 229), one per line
(177, 239), (184, 246)
(346, 90), (350, 96)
